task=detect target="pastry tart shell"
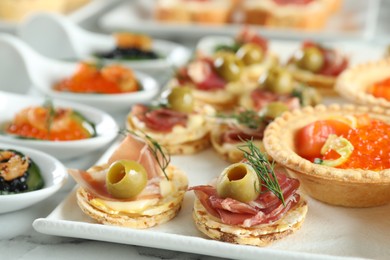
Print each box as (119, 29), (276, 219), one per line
(263, 104), (390, 207)
(77, 165), (188, 229)
(286, 64), (337, 96)
(335, 58), (390, 109)
(192, 196), (308, 246)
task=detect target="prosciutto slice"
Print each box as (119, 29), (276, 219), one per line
(250, 89), (301, 111)
(132, 104), (188, 132)
(68, 134), (163, 201)
(221, 126), (265, 144)
(190, 171), (301, 227)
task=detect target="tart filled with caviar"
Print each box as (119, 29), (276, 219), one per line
(286, 41), (348, 95)
(53, 62), (140, 94)
(3, 101), (96, 141)
(95, 33), (159, 61)
(335, 58), (390, 109)
(127, 87), (213, 155)
(263, 104), (390, 207)
(69, 133), (188, 228)
(0, 149), (44, 195)
(190, 140), (308, 246)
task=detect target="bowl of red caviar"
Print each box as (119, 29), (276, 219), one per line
(33, 61), (159, 113)
(336, 58), (390, 109)
(0, 92), (118, 160)
(263, 104), (390, 207)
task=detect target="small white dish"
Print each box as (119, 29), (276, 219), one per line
(0, 34), (160, 113)
(0, 91), (118, 160)
(0, 143), (68, 214)
(18, 13), (191, 71)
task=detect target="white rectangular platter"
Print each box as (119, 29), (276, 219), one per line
(33, 141), (390, 260)
(99, 0), (380, 41)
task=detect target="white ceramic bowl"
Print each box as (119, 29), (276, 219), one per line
(95, 39), (191, 72)
(0, 34), (160, 113)
(0, 143), (68, 214)
(18, 13), (191, 72)
(0, 92), (118, 160)
(34, 70), (160, 113)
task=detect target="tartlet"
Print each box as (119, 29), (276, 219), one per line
(335, 58), (390, 109)
(263, 104), (390, 207)
(127, 103), (212, 155)
(69, 134), (188, 228)
(286, 41), (348, 96)
(190, 154), (308, 246)
(155, 0), (236, 24)
(242, 0), (329, 30)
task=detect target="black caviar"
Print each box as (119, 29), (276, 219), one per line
(96, 47), (159, 61)
(0, 150), (44, 195)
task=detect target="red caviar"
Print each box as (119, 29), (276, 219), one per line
(322, 119), (390, 171)
(7, 121), (90, 141)
(368, 77), (390, 101)
(54, 63), (139, 94)
(6, 106), (95, 141)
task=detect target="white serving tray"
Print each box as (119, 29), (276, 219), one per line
(33, 141), (390, 260)
(99, 0), (381, 41)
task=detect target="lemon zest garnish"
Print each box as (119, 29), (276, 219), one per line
(319, 134), (354, 167)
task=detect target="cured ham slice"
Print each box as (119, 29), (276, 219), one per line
(236, 27), (268, 53)
(190, 171), (301, 227)
(250, 89), (301, 111)
(68, 134), (163, 201)
(132, 104), (188, 132)
(221, 127), (264, 144)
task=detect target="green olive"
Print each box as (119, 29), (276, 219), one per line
(236, 43), (264, 66)
(167, 87), (194, 113)
(106, 160), (148, 199)
(213, 51), (244, 82)
(296, 46), (324, 73)
(216, 163), (261, 203)
(260, 67), (294, 94)
(261, 102), (289, 119)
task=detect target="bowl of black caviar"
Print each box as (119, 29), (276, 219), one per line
(0, 144), (68, 214)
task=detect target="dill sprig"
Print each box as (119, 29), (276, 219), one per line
(43, 99), (56, 137)
(216, 110), (264, 129)
(238, 140), (285, 205)
(120, 129), (170, 180)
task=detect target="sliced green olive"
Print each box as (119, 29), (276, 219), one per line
(296, 46), (324, 73)
(216, 163), (261, 203)
(260, 67), (294, 94)
(106, 160), (147, 199)
(213, 51), (244, 82)
(167, 87), (194, 113)
(236, 43), (264, 66)
(261, 102), (289, 119)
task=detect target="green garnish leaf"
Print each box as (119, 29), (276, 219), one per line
(43, 99), (56, 137)
(215, 43), (241, 53)
(238, 139), (285, 205)
(314, 158), (323, 164)
(120, 129), (170, 180)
